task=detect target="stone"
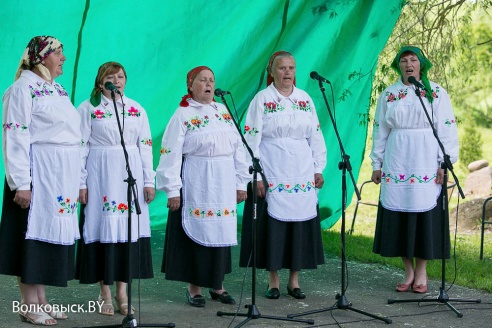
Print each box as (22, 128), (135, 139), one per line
(463, 166), (492, 198)
(449, 197), (492, 233)
(468, 159), (489, 172)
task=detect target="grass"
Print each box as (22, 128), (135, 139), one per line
(323, 126), (492, 293)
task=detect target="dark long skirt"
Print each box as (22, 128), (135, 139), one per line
(239, 183), (325, 271)
(76, 205), (153, 285)
(372, 189), (450, 260)
(0, 180), (75, 287)
(161, 205), (232, 290)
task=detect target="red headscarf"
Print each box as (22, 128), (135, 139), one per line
(266, 51), (296, 87)
(180, 66), (214, 107)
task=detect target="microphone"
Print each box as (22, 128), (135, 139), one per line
(407, 76), (426, 90)
(214, 88), (230, 97)
(104, 81), (121, 94)
(310, 71), (331, 84)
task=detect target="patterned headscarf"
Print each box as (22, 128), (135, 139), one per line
(391, 45), (434, 103)
(266, 51), (296, 87)
(15, 36), (62, 81)
(179, 66), (214, 107)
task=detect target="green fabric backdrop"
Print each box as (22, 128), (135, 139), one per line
(0, 0), (402, 230)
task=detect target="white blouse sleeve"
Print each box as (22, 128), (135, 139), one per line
(307, 97), (327, 173)
(2, 84), (33, 191)
(243, 94), (264, 180)
(136, 108), (155, 187)
(78, 101), (92, 189)
(234, 139), (251, 191)
(434, 87), (459, 165)
(155, 110), (186, 197)
(370, 92), (390, 171)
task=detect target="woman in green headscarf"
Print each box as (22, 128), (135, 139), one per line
(370, 46), (459, 294)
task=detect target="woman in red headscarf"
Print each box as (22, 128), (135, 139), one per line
(0, 36), (81, 325)
(156, 66), (250, 307)
(239, 51), (327, 300)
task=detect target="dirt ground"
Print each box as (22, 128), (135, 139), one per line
(1, 230), (491, 328)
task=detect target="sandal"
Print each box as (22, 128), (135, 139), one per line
(97, 295), (114, 316)
(41, 303), (67, 320)
(19, 310), (57, 326)
(45, 309), (67, 320)
(114, 296), (135, 315)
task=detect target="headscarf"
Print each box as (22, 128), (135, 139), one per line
(179, 66), (214, 107)
(391, 45), (434, 103)
(15, 36), (62, 82)
(266, 51), (296, 87)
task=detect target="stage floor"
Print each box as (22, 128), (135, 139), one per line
(0, 230), (491, 327)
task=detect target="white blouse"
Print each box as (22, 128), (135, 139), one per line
(243, 83), (327, 221)
(370, 79), (459, 212)
(156, 99), (250, 246)
(2, 70), (80, 191)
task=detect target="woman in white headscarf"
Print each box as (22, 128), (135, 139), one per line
(0, 36), (81, 325)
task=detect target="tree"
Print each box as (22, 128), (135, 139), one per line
(371, 0), (492, 122)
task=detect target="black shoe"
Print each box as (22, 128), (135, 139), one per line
(209, 289), (236, 304)
(186, 290), (205, 307)
(265, 287), (280, 299)
(287, 286), (306, 299)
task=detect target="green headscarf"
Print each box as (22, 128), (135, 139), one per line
(391, 46), (434, 103)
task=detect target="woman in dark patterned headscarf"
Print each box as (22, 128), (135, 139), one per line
(0, 36), (81, 325)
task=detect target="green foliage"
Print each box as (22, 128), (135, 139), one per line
(323, 230), (492, 292)
(459, 122), (483, 169)
(371, 0), (492, 128)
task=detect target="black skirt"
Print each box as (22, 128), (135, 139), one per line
(372, 189), (450, 260)
(239, 183), (325, 271)
(76, 205), (153, 285)
(0, 180), (75, 287)
(161, 205), (232, 290)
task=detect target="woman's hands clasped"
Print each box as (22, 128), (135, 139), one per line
(256, 173), (325, 198)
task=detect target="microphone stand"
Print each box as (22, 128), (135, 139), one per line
(287, 79), (392, 324)
(214, 93), (314, 327)
(75, 90), (174, 328)
(387, 84), (481, 317)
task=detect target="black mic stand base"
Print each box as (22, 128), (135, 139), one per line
(387, 166), (480, 319)
(216, 166), (314, 327)
(288, 158), (391, 325)
(388, 287), (481, 318)
(287, 293), (392, 324)
(218, 304), (314, 328)
(74, 315), (175, 328)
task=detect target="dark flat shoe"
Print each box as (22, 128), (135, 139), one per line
(265, 287), (280, 299)
(208, 290), (236, 304)
(186, 290), (205, 307)
(287, 286), (306, 299)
